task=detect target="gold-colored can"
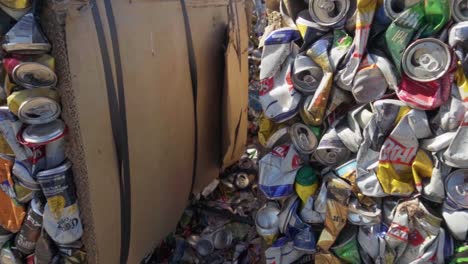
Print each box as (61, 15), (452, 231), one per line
(0, 0), (30, 10)
(7, 88), (61, 124)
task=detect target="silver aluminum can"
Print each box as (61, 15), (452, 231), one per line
(255, 202), (280, 243)
(445, 169), (468, 209)
(383, 0), (421, 21)
(451, 0), (468, 22)
(12, 62), (57, 89)
(290, 123), (318, 154)
(3, 13), (51, 54)
(309, 0), (350, 27)
(265, 126), (290, 149)
(313, 147), (350, 167)
(292, 55), (323, 94)
(18, 97), (61, 125)
(402, 38), (451, 82)
(20, 119), (66, 171)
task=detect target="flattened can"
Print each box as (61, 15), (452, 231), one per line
(331, 225), (361, 264)
(309, 0), (350, 27)
(383, 0), (421, 21)
(7, 88), (61, 125)
(290, 123), (318, 154)
(15, 197), (43, 255)
(3, 13), (51, 54)
(445, 169), (468, 209)
(256, 202), (280, 244)
(402, 38), (452, 82)
(18, 119), (66, 172)
(451, 0), (468, 22)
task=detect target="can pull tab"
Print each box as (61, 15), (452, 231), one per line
(455, 183), (468, 197)
(298, 132), (311, 149)
(318, 0), (336, 12)
(303, 74), (318, 86)
(419, 54), (440, 72)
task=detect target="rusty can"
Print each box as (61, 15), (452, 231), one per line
(14, 197), (43, 255)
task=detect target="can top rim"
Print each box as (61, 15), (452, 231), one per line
(402, 38), (451, 82)
(12, 62), (57, 89)
(22, 118), (65, 143)
(18, 97), (61, 125)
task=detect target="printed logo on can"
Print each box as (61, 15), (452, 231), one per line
(291, 155), (302, 169)
(387, 223), (409, 241)
(260, 77), (274, 96)
(379, 137), (416, 165)
(408, 229), (424, 246)
(272, 145), (290, 158)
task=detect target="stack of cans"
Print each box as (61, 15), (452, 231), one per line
(0, 0), (86, 263)
(256, 0), (468, 263)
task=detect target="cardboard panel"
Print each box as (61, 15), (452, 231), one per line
(222, 1), (249, 169)
(64, 0), (248, 262)
(66, 0), (195, 262)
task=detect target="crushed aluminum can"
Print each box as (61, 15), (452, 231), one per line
(36, 161), (84, 244)
(401, 38), (452, 82)
(7, 88), (61, 125)
(3, 13), (51, 54)
(293, 226), (316, 253)
(265, 237), (305, 264)
(385, 198), (443, 263)
(308, 0), (350, 27)
(289, 123), (317, 154)
(292, 54), (322, 94)
(13, 181), (35, 203)
(443, 111), (468, 168)
(442, 201), (468, 241)
(451, 0), (468, 22)
(347, 197), (381, 226)
(313, 127), (350, 167)
(255, 202), (280, 244)
(0, 106), (30, 161)
(358, 224), (387, 263)
(445, 169), (468, 209)
(0, 241), (22, 264)
(301, 34), (334, 126)
(19, 119), (66, 172)
(259, 145), (302, 199)
(316, 177), (352, 251)
(330, 225), (361, 264)
(383, 0), (421, 21)
(11, 62), (57, 89)
(265, 126), (290, 149)
(15, 197), (43, 255)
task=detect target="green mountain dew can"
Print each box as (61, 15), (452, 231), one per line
(331, 225), (361, 264)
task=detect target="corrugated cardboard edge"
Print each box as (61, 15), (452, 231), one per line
(222, 0), (249, 169)
(41, 2), (98, 263)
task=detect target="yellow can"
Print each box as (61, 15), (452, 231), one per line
(7, 88), (61, 124)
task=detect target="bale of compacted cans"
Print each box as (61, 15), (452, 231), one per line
(255, 0), (468, 263)
(0, 0), (85, 263)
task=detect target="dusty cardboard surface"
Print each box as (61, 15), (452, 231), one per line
(62, 0), (251, 262)
(222, 1), (249, 169)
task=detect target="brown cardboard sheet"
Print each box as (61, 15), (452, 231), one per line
(222, 1), (249, 169)
(64, 0), (248, 262)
